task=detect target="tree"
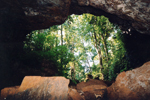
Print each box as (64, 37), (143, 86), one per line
(23, 14), (130, 82)
(74, 14), (114, 79)
(23, 27), (74, 77)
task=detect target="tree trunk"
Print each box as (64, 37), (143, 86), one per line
(56, 30), (59, 47)
(98, 50), (103, 70)
(60, 25), (63, 69)
(93, 27), (103, 70)
(61, 25), (63, 46)
(101, 33), (109, 63)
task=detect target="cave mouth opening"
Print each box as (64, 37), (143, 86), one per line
(20, 14), (131, 83)
(1, 12), (150, 91)
(1, 1), (150, 99)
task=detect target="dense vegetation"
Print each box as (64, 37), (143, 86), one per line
(23, 14), (131, 82)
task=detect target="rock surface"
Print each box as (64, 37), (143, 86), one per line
(0, 0), (150, 34)
(1, 78), (109, 100)
(76, 79), (108, 100)
(1, 76), (69, 100)
(68, 88), (83, 100)
(0, 0), (71, 30)
(107, 61), (150, 100)
(0, 86), (19, 99)
(77, 0), (150, 34)
(1, 63), (150, 100)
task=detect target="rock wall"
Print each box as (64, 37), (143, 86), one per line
(0, 0), (150, 34)
(76, 0), (150, 34)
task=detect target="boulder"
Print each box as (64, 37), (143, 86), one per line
(1, 76), (69, 100)
(107, 61), (150, 100)
(77, 79), (108, 100)
(0, 86), (19, 99)
(77, 79), (107, 90)
(84, 91), (96, 100)
(68, 88), (83, 100)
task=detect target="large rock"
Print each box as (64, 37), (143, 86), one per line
(77, 79), (107, 90)
(1, 76), (69, 100)
(68, 88), (83, 100)
(0, 0), (150, 34)
(77, 79), (108, 100)
(107, 61), (150, 100)
(0, 86), (20, 99)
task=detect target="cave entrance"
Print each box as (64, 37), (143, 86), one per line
(21, 14), (130, 83)
(1, 1), (150, 99)
(1, 13), (150, 91)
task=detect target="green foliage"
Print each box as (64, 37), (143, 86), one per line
(23, 14), (130, 82)
(70, 14), (130, 81)
(23, 29), (74, 76)
(107, 29), (130, 81)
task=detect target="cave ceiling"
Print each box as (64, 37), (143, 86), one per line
(0, 0), (150, 34)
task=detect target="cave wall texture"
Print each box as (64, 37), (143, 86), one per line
(0, 0), (150, 90)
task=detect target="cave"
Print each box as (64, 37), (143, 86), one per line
(0, 0), (150, 95)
